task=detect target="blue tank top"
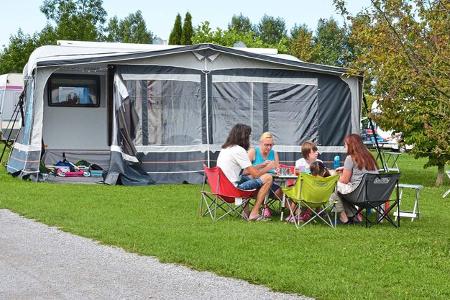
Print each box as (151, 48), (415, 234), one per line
(253, 147), (276, 173)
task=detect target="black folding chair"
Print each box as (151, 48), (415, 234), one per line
(339, 173), (401, 227)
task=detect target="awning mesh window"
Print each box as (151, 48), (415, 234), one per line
(211, 80), (318, 146)
(124, 79), (202, 146)
(267, 83), (318, 145)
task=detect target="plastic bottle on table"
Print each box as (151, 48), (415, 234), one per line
(333, 155), (340, 169)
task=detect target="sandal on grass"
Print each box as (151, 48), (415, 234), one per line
(333, 218), (353, 226)
(248, 214), (268, 222)
(285, 215), (302, 224)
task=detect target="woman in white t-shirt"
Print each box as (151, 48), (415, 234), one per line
(216, 124), (276, 221)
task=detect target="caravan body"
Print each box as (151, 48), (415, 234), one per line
(0, 73), (23, 139)
(7, 41), (362, 184)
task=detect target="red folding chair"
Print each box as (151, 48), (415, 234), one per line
(200, 165), (257, 221)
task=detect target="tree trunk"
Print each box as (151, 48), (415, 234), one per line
(435, 164), (444, 186)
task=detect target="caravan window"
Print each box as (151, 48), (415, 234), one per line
(48, 74), (100, 107)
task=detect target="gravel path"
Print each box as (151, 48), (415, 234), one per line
(0, 209), (309, 300)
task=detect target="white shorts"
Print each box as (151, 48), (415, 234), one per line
(337, 182), (354, 194)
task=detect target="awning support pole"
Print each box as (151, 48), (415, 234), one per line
(362, 94), (387, 172)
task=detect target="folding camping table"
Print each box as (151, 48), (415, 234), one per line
(394, 183), (423, 221)
(443, 170), (450, 198)
(274, 174), (298, 221)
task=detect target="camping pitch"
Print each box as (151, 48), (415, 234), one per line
(7, 41), (362, 185)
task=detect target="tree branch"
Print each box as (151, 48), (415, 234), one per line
(370, 0), (450, 100)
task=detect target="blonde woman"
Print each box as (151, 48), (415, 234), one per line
(247, 132), (282, 217)
(248, 132), (280, 174)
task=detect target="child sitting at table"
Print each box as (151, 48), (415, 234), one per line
(286, 161), (331, 223)
(295, 141), (322, 174)
(310, 161), (331, 177)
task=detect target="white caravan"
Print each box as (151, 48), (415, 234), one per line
(0, 73), (23, 140)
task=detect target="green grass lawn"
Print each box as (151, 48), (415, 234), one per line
(1, 154), (449, 299)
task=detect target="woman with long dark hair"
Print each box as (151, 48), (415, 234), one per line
(333, 134), (379, 224)
(217, 124), (276, 221)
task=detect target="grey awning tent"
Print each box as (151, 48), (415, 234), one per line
(7, 41), (363, 184)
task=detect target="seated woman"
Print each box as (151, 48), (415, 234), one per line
(247, 132), (282, 217)
(331, 134), (379, 224)
(217, 124), (276, 221)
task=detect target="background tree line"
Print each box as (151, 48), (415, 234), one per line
(334, 0), (449, 185)
(0, 0), (350, 75)
(0, 0), (448, 184)
(0, 0), (154, 74)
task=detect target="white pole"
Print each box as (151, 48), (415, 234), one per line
(250, 83), (254, 138)
(204, 59), (211, 167)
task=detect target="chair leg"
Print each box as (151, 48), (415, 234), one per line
(296, 203), (335, 229)
(200, 195), (209, 217)
(200, 193), (217, 220)
(334, 205), (337, 228)
(285, 199), (300, 227)
(280, 194), (286, 221)
(365, 207), (369, 228)
(373, 201), (400, 228)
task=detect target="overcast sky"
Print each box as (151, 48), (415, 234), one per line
(0, 0), (371, 47)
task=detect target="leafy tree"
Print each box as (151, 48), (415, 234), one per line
(0, 25), (58, 74)
(192, 21), (268, 49)
(256, 15), (287, 45)
(105, 11), (153, 43)
(192, 21), (290, 54)
(228, 14), (253, 33)
(40, 0), (107, 41)
(191, 21), (214, 44)
(36, 24), (59, 45)
(289, 24), (314, 61)
(335, 0), (450, 185)
(311, 18), (348, 66)
(105, 16), (121, 42)
(181, 12), (193, 45)
(1, 0), (107, 74)
(169, 14), (182, 45)
(0, 30), (37, 74)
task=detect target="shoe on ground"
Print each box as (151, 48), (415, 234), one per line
(263, 207), (272, 218)
(333, 218), (353, 226)
(299, 209), (312, 222)
(285, 214), (303, 224)
(248, 215), (270, 222)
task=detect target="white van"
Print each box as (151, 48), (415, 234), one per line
(360, 117), (412, 152)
